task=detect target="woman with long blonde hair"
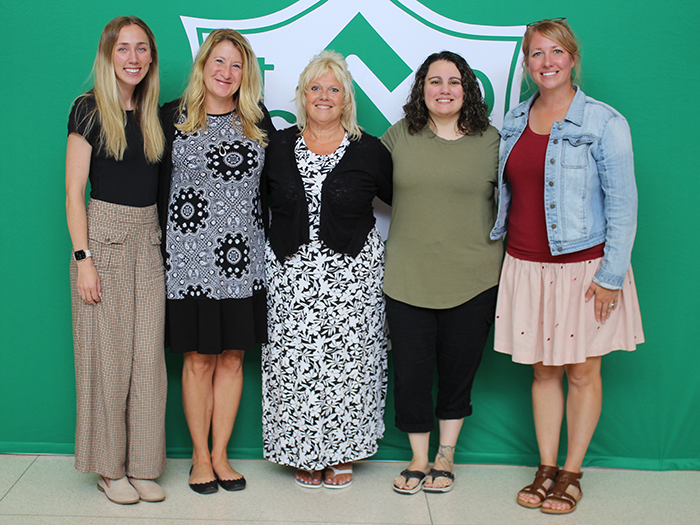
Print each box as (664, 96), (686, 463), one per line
(159, 29), (274, 494)
(66, 15), (166, 505)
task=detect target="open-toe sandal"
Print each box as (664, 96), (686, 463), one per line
(323, 465), (353, 489)
(423, 468), (455, 493)
(393, 469), (428, 495)
(541, 470), (582, 515)
(516, 464), (559, 509)
(295, 469), (322, 489)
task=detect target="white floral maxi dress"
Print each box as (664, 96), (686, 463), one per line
(262, 135), (388, 470)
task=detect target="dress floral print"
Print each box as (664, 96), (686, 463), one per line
(262, 134), (388, 470)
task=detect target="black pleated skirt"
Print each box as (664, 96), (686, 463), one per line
(166, 290), (267, 354)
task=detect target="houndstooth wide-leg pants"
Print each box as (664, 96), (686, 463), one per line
(71, 199), (167, 479)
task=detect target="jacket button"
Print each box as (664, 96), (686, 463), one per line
(558, 124), (563, 130)
(553, 139), (559, 144)
(557, 246), (563, 252)
(551, 224), (557, 229)
(550, 203), (556, 208)
(550, 158), (555, 164)
(548, 181), (554, 186)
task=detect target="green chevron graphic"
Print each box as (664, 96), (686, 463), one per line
(323, 13), (495, 135)
(328, 14), (412, 92)
(325, 14), (411, 135)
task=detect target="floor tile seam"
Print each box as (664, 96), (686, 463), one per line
(0, 456), (38, 505)
(424, 490), (435, 525)
(0, 514), (429, 525)
(231, 520), (435, 525)
(0, 514), (283, 523)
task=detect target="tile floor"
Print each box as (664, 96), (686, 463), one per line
(0, 455), (696, 524)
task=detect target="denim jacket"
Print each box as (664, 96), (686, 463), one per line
(490, 86), (637, 289)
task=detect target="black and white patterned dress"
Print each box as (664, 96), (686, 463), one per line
(262, 134), (388, 470)
(164, 110), (267, 354)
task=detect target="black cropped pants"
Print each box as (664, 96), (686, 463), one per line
(386, 286), (497, 433)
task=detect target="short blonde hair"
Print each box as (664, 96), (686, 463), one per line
(522, 18), (581, 82)
(178, 29), (267, 145)
(294, 50), (361, 140)
(83, 16), (164, 162)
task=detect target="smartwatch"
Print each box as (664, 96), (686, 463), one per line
(73, 249), (92, 261)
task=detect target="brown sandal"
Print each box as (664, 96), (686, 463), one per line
(541, 470), (583, 515)
(516, 464), (559, 508)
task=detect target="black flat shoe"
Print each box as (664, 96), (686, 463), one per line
(215, 472), (246, 492)
(189, 466), (218, 495)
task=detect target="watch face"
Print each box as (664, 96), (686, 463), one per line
(74, 250), (86, 261)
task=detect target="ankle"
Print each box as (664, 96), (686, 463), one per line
(434, 444), (455, 469)
(407, 460), (430, 473)
(433, 456), (454, 471)
(192, 451), (213, 466)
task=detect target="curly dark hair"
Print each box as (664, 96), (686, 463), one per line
(403, 51), (490, 135)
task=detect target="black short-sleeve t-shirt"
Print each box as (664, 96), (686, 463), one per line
(68, 95), (159, 207)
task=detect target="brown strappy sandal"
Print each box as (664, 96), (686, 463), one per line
(541, 470), (583, 515)
(516, 464), (559, 509)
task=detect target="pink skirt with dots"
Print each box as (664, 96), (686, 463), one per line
(494, 254), (644, 366)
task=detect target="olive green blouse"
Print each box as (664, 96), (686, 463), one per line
(381, 119), (503, 309)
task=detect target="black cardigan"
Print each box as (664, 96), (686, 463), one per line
(157, 99), (275, 260)
(266, 126), (392, 261)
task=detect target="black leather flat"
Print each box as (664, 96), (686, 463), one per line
(189, 466), (218, 494)
(216, 473), (246, 492)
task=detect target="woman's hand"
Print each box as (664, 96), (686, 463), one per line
(584, 282), (620, 324)
(76, 259), (101, 305)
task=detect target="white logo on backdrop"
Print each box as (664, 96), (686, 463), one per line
(180, 0), (526, 129)
(180, 0), (526, 237)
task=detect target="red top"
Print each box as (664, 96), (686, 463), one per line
(505, 124), (604, 263)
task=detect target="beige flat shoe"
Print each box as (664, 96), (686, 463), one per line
(97, 476), (139, 505)
(128, 478), (165, 502)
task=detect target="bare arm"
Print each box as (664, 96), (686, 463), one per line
(66, 132), (101, 305)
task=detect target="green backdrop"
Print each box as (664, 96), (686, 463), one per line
(2, 0), (698, 471)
